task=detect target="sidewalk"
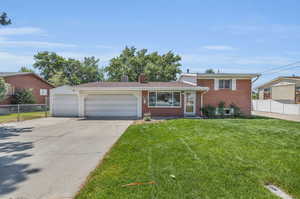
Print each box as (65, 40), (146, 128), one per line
(252, 111), (300, 122)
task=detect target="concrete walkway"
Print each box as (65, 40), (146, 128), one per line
(0, 117), (132, 199)
(252, 111), (300, 122)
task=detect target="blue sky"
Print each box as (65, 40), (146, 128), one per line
(1, 0), (300, 86)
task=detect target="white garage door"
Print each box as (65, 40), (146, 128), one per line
(52, 95), (79, 117)
(85, 94), (137, 117)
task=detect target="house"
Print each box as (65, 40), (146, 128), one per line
(256, 76), (300, 104)
(0, 72), (55, 104)
(50, 73), (259, 118)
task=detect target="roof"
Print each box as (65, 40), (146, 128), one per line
(180, 73), (260, 79)
(0, 72), (55, 88)
(0, 72), (33, 77)
(256, 76), (300, 89)
(76, 81), (208, 91)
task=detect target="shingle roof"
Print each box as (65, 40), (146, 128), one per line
(0, 72), (33, 77)
(77, 81), (197, 88)
(180, 73), (260, 78)
(0, 72), (55, 88)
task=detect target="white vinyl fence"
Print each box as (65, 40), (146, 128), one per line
(252, 100), (300, 115)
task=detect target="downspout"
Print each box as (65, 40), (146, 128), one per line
(200, 90), (208, 116)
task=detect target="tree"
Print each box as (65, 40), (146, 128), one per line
(0, 77), (8, 101)
(19, 66), (34, 73)
(105, 46), (182, 82)
(33, 51), (105, 86)
(205, 69), (215, 74)
(33, 52), (65, 80)
(0, 12), (11, 26)
(11, 88), (36, 104)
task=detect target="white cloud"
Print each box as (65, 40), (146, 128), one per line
(0, 40), (77, 48)
(0, 27), (44, 36)
(0, 51), (34, 71)
(202, 45), (235, 51)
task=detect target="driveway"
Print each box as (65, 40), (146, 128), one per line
(252, 111), (300, 122)
(0, 117), (132, 199)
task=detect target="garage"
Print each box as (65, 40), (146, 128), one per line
(52, 94), (79, 117)
(85, 94), (138, 118)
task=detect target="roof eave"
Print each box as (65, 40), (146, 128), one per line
(196, 74), (261, 79)
(75, 86), (209, 91)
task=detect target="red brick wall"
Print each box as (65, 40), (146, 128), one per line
(197, 79), (252, 115)
(142, 90), (185, 117)
(0, 74), (54, 104)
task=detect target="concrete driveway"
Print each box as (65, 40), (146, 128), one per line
(0, 117), (132, 199)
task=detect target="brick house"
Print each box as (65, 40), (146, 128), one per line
(0, 72), (55, 104)
(50, 73), (259, 118)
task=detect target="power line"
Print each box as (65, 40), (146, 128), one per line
(262, 65), (300, 76)
(260, 61), (300, 75)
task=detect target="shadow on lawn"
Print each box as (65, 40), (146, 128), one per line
(0, 126), (41, 196)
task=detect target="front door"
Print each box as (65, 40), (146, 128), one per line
(184, 92), (196, 115)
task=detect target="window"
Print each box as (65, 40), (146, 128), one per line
(40, 89), (48, 96)
(5, 84), (15, 96)
(216, 108), (233, 115)
(148, 91), (181, 107)
(219, 79), (232, 89)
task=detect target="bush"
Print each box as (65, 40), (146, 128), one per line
(201, 105), (216, 118)
(11, 88), (36, 104)
(217, 101), (226, 118)
(143, 112), (151, 121)
(230, 103), (241, 117)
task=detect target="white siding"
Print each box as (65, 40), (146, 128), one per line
(52, 95), (79, 117)
(85, 94), (138, 118)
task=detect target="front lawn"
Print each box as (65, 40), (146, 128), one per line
(0, 111), (47, 123)
(76, 118), (300, 199)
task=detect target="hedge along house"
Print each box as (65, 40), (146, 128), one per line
(50, 73), (259, 118)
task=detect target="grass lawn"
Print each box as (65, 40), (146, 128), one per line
(76, 118), (300, 199)
(0, 111), (47, 123)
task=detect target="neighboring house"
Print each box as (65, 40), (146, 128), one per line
(0, 72), (55, 104)
(256, 76), (300, 104)
(50, 73), (259, 118)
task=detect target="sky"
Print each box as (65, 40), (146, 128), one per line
(1, 0), (300, 86)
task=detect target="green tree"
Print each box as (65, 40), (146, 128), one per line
(0, 77), (8, 101)
(19, 66), (34, 73)
(105, 46), (182, 82)
(205, 69), (215, 74)
(0, 12), (11, 26)
(11, 88), (36, 104)
(33, 51), (65, 80)
(33, 52), (105, 86)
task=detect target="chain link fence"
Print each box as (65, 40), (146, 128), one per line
(0, 104), (49, 123)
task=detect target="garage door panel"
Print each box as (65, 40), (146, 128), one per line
(85, 94), (137, 117)
(52, 95), (78, 117)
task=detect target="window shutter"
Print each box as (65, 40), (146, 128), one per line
(214, 79), (219, 90)
(232, 79), (236, 90)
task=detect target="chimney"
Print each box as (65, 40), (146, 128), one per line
(138, 73), (147, 83)
(121, 75), (128, 82)
(187, 68), (190, 73)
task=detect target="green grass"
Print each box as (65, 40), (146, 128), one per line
(0, 111), (47, 123)
(76, 118), (300, 199)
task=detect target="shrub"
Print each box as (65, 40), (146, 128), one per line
(230, 103), (241, 117)
(201, 105), (216, 118)
(143, 112), (151, 121)
(217, 101), (226, 118)
(11, 88), (36, 104)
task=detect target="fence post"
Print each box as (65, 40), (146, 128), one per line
(269, 100), (272, 112)
(17, 104), (20, 122)
(44, 104), (48, 118)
